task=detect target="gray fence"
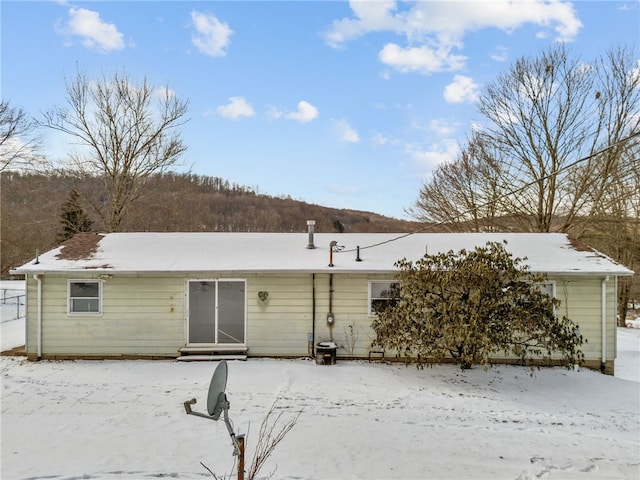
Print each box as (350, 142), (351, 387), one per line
(1, 291), (25, 322)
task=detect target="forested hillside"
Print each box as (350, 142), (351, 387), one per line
(1, 171), (423, 277)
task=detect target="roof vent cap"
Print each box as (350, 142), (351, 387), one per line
(306, 220), (316, 249)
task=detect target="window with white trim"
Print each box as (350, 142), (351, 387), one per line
(368, 280), (401, 315)
(68, 280), (102, 314)
(537, 281), (556, 298)
(536, 281), (556, 313)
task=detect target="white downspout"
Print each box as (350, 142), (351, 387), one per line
(601, 276), (610, 372)
(614, 277), (618, 360)
(33, 274), (42, 360)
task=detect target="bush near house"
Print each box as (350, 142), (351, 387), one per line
(372, 241), (585, 370)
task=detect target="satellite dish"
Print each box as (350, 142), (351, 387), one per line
(183, 360), (242, 459)
(207, 360), (228, 419)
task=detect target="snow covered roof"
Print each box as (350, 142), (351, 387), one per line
(12, 231), (634, 276)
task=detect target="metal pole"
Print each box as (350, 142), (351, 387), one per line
(237, 434), (245, 480)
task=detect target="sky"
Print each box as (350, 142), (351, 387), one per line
(1, 1), (639, 220)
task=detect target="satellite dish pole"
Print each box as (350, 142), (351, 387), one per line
(183, 360), (245, 480)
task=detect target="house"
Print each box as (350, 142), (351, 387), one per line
(10, 224), (634, 374)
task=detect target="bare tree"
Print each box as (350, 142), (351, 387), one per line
(200, 399), (301, 480)
(409, 133), (505, 232)
(41, 70), (189, 232)
(412, 44), (639, 235)
(411, 44), (640, 321)
(246, 401), (301, 480)
(565, 46), (640, 237)
(0, 100), (42, 172)
(582, 141), (640, 323)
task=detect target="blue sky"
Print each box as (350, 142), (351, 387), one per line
(2, 1), (638, 219)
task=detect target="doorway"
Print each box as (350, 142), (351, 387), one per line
(187, 280), (246, 345)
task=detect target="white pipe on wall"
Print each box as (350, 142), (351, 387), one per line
(601, 276), (610, 371)
(33, 274), (42, 359)
(614, 277), (618, 359)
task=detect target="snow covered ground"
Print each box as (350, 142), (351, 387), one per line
(1, 314), (639, 479)
(0, 282), (25, 353)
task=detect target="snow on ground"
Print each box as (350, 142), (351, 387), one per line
(1, 320), (639, 480)
(0, 282), (26, 352)
(0, 315), (25, 352)
(617, 326), (640, 383)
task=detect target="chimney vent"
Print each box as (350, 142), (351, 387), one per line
(306, 220), (316, 249)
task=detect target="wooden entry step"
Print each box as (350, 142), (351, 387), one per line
(177, 354), (247, 362)
(177, 345), (248, 361)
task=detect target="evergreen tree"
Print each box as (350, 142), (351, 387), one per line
(56, 188), (92, 243)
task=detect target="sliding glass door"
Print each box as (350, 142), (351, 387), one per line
(188, 280), (245, 344)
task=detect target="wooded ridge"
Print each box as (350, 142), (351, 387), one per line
(0, 171), (422, 277)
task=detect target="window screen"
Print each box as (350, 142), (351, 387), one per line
(69, 281), (101, 314)
(369, 281), (400, 315)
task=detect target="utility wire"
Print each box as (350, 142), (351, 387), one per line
(338, 130), (640, 254)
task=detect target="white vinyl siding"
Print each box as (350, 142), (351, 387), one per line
(551, 277), (617, 362)
(23, 272), (619, 367)
(247, 273), (397, 357)
(28, 274), (185, 357)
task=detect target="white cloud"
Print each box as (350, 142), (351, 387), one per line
(266, 106), (283, 121)
(0, 137), (43, 172)
(216, 97), (255, 119)
(153, 87), (176, 100)
(428, 119), (458, 137)
(407, 138), (460, 173)
(372, 131), (392, 146)
(324, 0), (402, 49)
(491, 46), (509, 63)
(379, 43), (466, 74)
(470, 121), (484, 133)
(629, 59), (640, 85)
(372, 131), (403, 147)
(444, 75), (480, 104)
(334, 119), (360, 143)
(62, 7), (125, 53)
(191, 11), (233, 57)
(325, 0), (582, 74)
(406, 0), (582, 43)
(285, 101), (319, 123)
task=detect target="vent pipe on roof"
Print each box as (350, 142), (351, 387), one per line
(307, 220), (316, 249)
(329, 241), (336, 267)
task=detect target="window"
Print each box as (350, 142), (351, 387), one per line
(537, 282), (556, 298)
(368, 280), (401, 315)
(68, 280), (101, 314)
(535, 281), (556, 313)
